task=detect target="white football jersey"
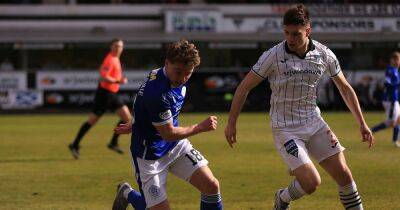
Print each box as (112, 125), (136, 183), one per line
(252, 39), (341, 128)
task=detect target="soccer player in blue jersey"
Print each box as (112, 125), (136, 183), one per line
(111, 40), (223, 210)
(371, 51), (400, 147)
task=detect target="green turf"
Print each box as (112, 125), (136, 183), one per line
(0, 112), (399, 210)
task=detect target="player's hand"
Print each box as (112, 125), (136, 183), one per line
(360, 124), (375, 148)
(114, 122), (132, 134)
(224, 123), (236, 148)
(197, 116), (218, 133)
(120, 77), (128, 84)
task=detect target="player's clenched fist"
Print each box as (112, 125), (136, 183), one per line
(197, 116), (218, 132)
(114, 122), (132, 134)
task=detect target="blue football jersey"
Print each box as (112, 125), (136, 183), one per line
(383, 66), (399, 103)
(130, 67), (187, 160)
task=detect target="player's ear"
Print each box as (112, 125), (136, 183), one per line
(305, 26), (311, 37)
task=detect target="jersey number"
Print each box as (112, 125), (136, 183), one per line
(184, 149), (203, 165)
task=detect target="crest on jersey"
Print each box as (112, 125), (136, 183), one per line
(159, 109), (172, 120)
(314, 54), (322, 63)
(149, 185), (161, 198)
(284, 139), (298, 158)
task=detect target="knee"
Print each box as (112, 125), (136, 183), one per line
(88, 118), (98, 125)
(302, 176), (321, 195)
(88, 113), (100, 125)
(203, 178), (220, 194)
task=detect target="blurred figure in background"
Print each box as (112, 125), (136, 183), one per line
(68, 38), (132, 159)
(371, 51), (400, 147)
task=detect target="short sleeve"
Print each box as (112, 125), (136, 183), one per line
(251, 48), (275, 79)
(146, 93), (173, 126)
(385, 67), (399, 86)
(325, 48), (341, 77)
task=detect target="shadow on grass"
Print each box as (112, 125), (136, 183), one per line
(0, 158), (75, 163)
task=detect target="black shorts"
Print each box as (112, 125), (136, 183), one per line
(92, 87), (125, 116)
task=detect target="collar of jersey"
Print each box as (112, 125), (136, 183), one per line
(284, 39), (315, 59)
(162, 66), (185, 89)
(387, 65), (399, 71)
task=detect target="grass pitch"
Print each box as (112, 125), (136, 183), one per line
(0, 112), (399, 210)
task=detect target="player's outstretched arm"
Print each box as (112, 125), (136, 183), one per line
(225, 71), (263, 148)
(332, 72), (375, 148)
(154, 116), (217, 141)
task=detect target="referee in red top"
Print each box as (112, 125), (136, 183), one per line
(68, 38), (132, 159)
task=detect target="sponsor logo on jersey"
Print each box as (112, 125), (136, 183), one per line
(284, 139), (299, 158)
(284, 69), (322, 77)
(149, 69), (158, 81)
(159, 109), (172, 120)
(149, 185), (161, 198)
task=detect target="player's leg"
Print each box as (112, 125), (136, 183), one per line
(308, 124), (363, 210)
(391, 101), (400, 146)
(71, 113), (100, 147)
(69, 88), (107, 158)
(371, 101), (391, 133)
(108, 96), (131, 152)
(273, 139), (321, 209)
(395, 115), (400, 147)
(113, 179), (169, 210)
(73, 112), (101, 144)
(115, 156), (170, 210)
(68, 112), (102, 159)
(113, 182), (145, 210)
(319, 152), (363, 210)
(190, 166), (222, 210)
(371, 121), (391, 133)
(169, 140), (222, 210)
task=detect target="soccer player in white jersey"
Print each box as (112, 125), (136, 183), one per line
(225, 4), (374, 210)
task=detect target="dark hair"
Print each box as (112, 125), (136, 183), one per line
(110, 38), (123, 46)
(391, 51), (400, 59)
(283, 4), (310, 26)
(166, 39), (200, 67)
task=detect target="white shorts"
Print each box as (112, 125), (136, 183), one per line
(272, 117), (345, 171)
(383, 101), (400, 122)
(131, 139), (208, 208)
